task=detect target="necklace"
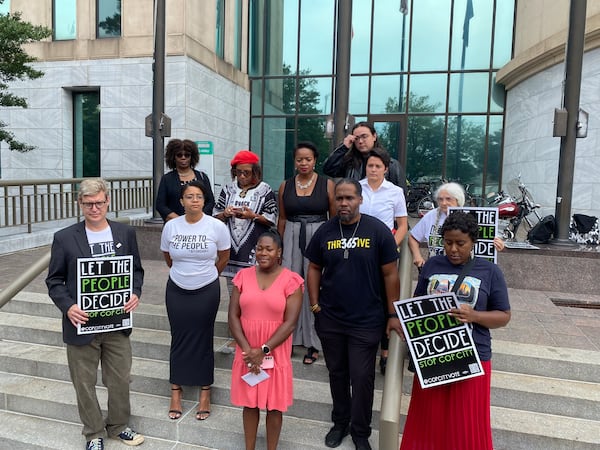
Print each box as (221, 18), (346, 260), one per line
(339, 216), (361, 259)
(296, 173), (316, 190)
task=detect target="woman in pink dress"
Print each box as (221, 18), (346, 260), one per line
(228, 230), (303, 450)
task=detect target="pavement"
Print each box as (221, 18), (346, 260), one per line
(1, 245), (600, 353)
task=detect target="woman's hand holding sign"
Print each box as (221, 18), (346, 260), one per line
(448, 304), (476, 324)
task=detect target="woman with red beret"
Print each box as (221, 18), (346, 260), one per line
(214, 150), (278, 279)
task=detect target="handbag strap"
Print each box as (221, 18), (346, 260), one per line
(452, 257), (476, 293)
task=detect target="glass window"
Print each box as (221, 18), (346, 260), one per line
(349, 75), (369, 116)
(312, 77), (333, 115)
(54, 0), (76, 41)
(265, 77), (287, 114)
(250, 117), (263, 155)
(296, 116), (329, 172)
(451, 0), (492, 70)
(410, 0), (451, 71)
(73, 91), (100, 178)
(408, 74), (447, 114)
(216, 0), (225, 59)
(280, 0), (299, 75)
(372, 120), (405, 160)
(97, 0), (121, 38)
(249, 0), (263, 76)
(493, 1), (514, 68)
(298, 0), (335, 76)
(298, 76), (331, 115)
(445, 114), (486, 183)
(485, 115), (503, 194)
(233, 0), (243, 69)
(372, 0), (408, 73)
(261, 117), (288, 188)
(448, 72), (489, 113)
(250, 79), (263, 116)
(370, 75), (404, 114)
(490, 73), (505, 113)
(0, 1), (10, 14)
(406, 114), (445, 180)
(350, 0), (372, 74)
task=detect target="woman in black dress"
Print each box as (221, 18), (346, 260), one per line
(277, 141), (335, 364)
(156, 138), (215, 221)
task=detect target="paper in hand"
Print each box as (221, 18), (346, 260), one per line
(241, 369), (270, 386)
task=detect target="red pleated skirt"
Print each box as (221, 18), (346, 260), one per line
(400, 360), (493, 450)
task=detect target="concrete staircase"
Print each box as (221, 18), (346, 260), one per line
(0, 288), (599, 449)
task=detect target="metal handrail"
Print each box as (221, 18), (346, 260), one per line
(0, 212), (133, 310)
(379, 235), (412, 449)
(0, 250), (51, 309)
(0, 176), (152, 234)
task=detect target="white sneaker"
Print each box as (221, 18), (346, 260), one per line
(114, 427), (144, 446)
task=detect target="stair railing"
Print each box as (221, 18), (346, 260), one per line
(379, 234), (412, 450)
(0, 217), (131, 310)
(0, 250), (51, 309)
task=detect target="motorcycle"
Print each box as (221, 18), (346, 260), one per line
(487, 175), (542, 241)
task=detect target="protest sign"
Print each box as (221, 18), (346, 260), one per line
(394, 293), (483, 388)
(76, 255), (133, 335)
(448, 206), (499, 263)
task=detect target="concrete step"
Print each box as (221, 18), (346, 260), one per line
(2, 368), (599, 450)
(0, 372), (372, 450)
(0, 296), (366, 386)
(2, 291), (600, 449)
(2, 296), (599, 386)
(1, 338), (599, 448)
(0, 410), (214, 449)
(0, 339), (372, 427)
(3, 291), (230, 337)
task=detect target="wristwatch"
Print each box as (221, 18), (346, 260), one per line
(261, 344), (271, 354)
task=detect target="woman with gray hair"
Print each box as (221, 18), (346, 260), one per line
(408, 182), (504, 269)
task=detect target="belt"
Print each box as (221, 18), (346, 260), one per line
(287, 214), (328, 255)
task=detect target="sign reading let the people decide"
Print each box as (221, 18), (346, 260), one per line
(448, 206), (499, 263)
(77, 255), (134, 335)
(394, 293), (484, 388)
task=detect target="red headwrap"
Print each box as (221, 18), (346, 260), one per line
(230, 150), (259, 166)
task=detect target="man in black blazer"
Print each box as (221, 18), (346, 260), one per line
(46, 178), (145, 450)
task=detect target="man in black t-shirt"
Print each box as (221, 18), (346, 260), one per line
(306, 179), (400, 450)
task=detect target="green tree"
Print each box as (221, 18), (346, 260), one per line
(378, 94), (445, 181)
(98, 0), (122, 37)
(281, 64), (329, 178)
(0, 7), (51, 152)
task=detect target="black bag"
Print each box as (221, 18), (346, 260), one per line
(527, 215), (555, 244)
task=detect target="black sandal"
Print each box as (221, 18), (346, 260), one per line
(168, 386), (183, 420)
(303, 347), (319, 365)
(196, 386), (211, 420)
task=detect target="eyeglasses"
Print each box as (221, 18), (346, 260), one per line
(183, 195), (204, 201)
(176, 152), (191, 158)
(353, 133), (372, 141)
(81, 201), (108, 210)
(235, 169), (252, 177)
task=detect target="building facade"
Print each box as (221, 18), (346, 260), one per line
(248, 0), (515, 196)
(0, 0), (250, 189)
(2, 0), (600, 217)
(498, 0), (600, 217)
